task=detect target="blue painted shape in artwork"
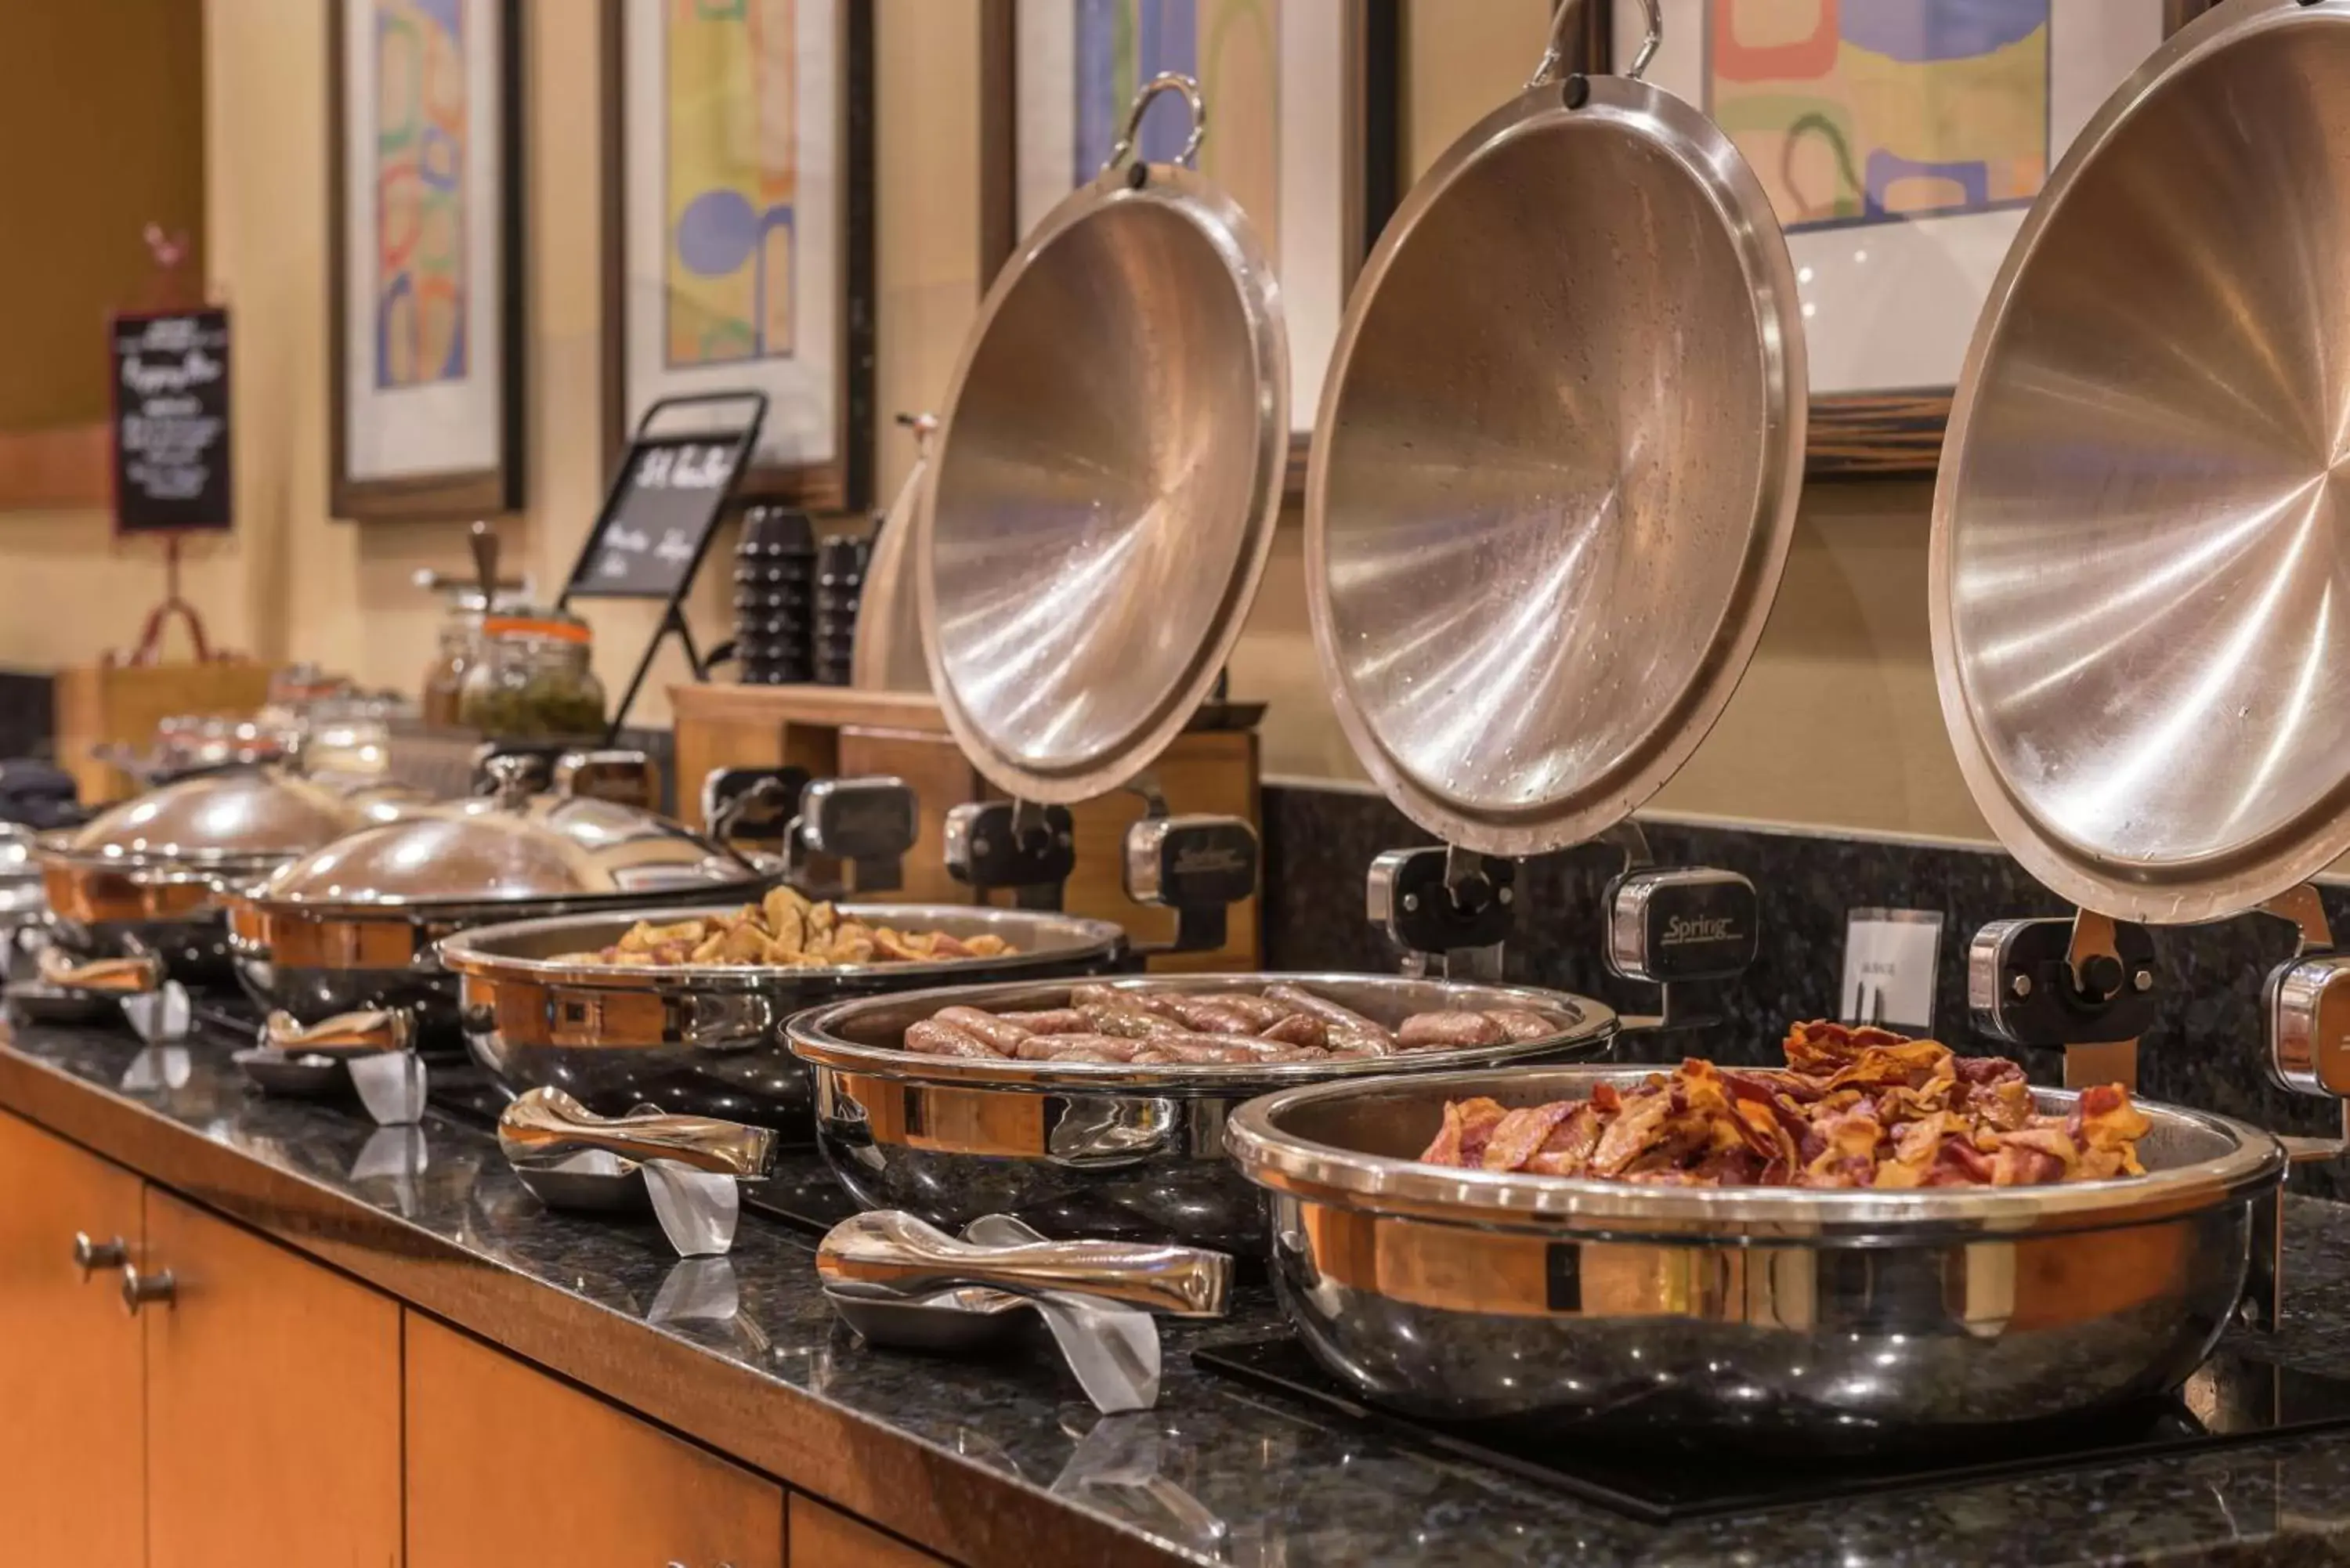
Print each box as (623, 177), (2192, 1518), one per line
(1864, 149), (1990, 216)
(1073, 0), (1198, 184)
(1132, 0), (1198, 166)
(410, 0), (464, 42)
(438, 302), (467, 381)
(418, 125), (462, 190)
(375, 274), (410, 391)
(1840, 0), (2047, 63)
(676, 189), (761, 278)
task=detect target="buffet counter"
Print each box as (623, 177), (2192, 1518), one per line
(9, 1019), (2350, 1568)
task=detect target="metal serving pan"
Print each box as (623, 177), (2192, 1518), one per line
(786, 976), (1618, 1252)
(1931, 0), (2350, 924)
(1227, 1064), (2285, 1445)
(1303, 0), (1804, 856)
(440, 905), (1128, 1132)
(918, 74), (1287, 804)
(36, 767), (423, 987)
(228, 767), (770, 1051)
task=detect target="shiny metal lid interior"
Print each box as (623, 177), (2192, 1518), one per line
(1305, 16), (1804, 856)
(1932, 0), (2350, 923)
(1229, 1064), (2284, 1239)
(919, 78), (1288, 803)
(48, 768), (384, 869)
(247, 792), (760, 912)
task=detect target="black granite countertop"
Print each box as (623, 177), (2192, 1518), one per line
(9, 1021), (2350, 1567)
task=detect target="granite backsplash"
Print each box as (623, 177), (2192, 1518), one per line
(1258, 781), (2348, 1191)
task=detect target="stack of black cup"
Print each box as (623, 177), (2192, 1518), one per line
(735, 506), (815, 685)
(813, 533), (870, 686)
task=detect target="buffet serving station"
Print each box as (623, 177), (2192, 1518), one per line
(13, 0), (2350, 1562)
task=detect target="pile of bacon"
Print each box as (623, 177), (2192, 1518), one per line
(1416, 1021), (2153, 1188)
(900, 983), (1564, 1066)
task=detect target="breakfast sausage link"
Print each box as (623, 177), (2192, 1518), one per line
(1484, 1010), (1560, 1044)
(1397, 1011), (1509, 1050)
(935, 1005), (1033, 1054)
(1014, 1033), (1151, 1062)
(1258, 1013), (1329, 1050)
(1264, 984), (1396, 1047)
(999, 1008), (1090, 1035)
(905, 1019), (1004, 1058)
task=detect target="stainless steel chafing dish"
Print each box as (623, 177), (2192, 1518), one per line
(1227, 1065), (2284, 1443)
(34, 766), (422, 988)
(786, 976), (1618, 1251)
(227, 757), (772, 1052)
(441, 904), (1128, 1131)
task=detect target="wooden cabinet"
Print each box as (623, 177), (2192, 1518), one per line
(407, 1313), (783, 1568)
(141, 1188), (403, 1568)
(0, 1113), (146, 1568)
(789, 1495), (945, 1567)
(0, 1105), (959, 1567)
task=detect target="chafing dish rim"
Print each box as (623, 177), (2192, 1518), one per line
(1227, 1065), (2285, 1240)
(786, 974), (1621, 1093)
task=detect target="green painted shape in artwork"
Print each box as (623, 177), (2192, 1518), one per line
(376, 11), (421, 151)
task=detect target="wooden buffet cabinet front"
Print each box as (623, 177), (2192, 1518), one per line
(0, 1111), (942, 1568)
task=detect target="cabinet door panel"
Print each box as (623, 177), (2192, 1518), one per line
(406, 1312), (783, 1568)
(0, 1112), (145, 1568)
(144, 1187), (402, 1568)
(790, 1494), (945, 1568)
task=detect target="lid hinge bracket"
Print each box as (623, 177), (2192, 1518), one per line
(945, 800), (1075, 911)
(1121, 775), (1256, 956)
(1368, 844), (1514, 981)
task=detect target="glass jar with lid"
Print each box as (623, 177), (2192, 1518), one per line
(422, 602), (488, 727)
(456, 611), (608, 739)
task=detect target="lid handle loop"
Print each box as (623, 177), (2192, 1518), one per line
(1531, 0), (1659, 89)
(1104, 73), (1206, 174)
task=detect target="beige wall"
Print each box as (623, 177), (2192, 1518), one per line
(0, 0), (1990, 844)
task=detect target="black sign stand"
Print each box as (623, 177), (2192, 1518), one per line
(560, 391), (767, 741)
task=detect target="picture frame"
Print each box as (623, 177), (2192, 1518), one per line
(1600, 0), (2218, 477)
(328, 0), (526, 522)
(980, 0), (1402, 492)
(601, 0), (877, 514)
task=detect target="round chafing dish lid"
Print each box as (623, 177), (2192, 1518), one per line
(53, 768), (385, 866)
(919, 78), (1289, 804)
(248, 792), (761, 909)
(1932, 0), (2350, 923)
(1303, 16), (1805, 858)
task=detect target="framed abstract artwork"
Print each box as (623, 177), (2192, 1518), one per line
(328, 0), (525, 521)
(1607, 0), (2215, 475)
(982, 0), (1401, 485)
(602, 0), (877, 512)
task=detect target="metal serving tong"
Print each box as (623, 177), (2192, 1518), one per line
(497, 1088), (776, 1257)
(819, 1212), (1227, 1414)
(236, 1008), (427, 1127)
(817, 1210), (1231, 1317)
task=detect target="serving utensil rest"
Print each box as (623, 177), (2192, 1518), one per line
(241, 1007), (428, 1125)
(497, 1086), (776, 1256)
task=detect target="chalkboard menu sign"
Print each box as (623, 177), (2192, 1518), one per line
(560, 390), (767, 739)
(110, 308), (232, 535)
(565, 437), (743, 599)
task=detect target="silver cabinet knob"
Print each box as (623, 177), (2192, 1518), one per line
(72, 1232), (128, 1281)
(121, 1266), (175, 1314)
